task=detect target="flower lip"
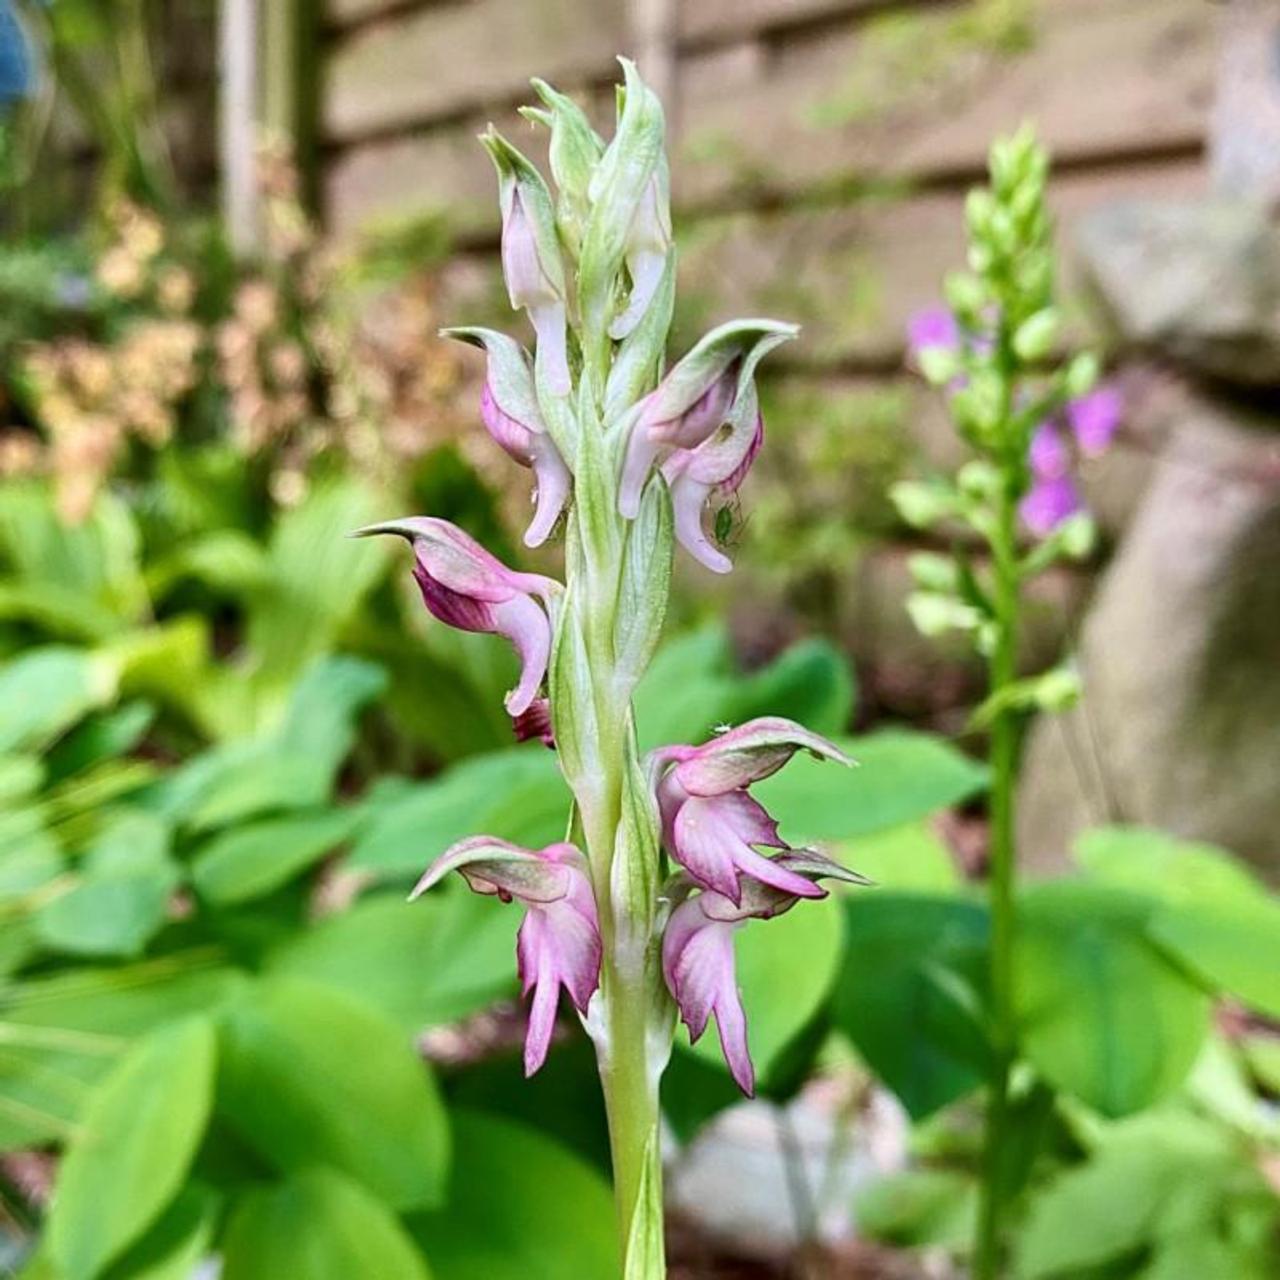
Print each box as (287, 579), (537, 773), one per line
(410, 835), (579, 905)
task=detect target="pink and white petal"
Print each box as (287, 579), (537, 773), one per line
(732, 842), (827, 900)
(492, 592), (552, 715)
(673, 716), (852, 796)
(672, 797), (750, 902)
(481, 379), (536, 464)
(663, 896), (740, 1043)
(544, 896), (602, 1013)
(523, 436), (572, 548)
(713, 980), (755, 1096)
(609, 246), (668, 340)
(523, 953), (561, 1077)
(708, 790), (784, 849)
(412, 836), (571, 905)
(531, 301), (571, 396)
(670, 472), (732, 575)
(619, 408), (663, 519)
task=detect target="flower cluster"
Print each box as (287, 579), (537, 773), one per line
(906, 303), (1122, 537)
(359, 62), (865, 1135)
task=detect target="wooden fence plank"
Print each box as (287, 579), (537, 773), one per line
(324, 0), (627, 141)
(675, 0), (1214, 207)
(672, 158), (1205, 368)
(324, 0), (1212, 236)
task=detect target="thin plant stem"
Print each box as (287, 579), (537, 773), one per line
(974, 471), (1021, 1280)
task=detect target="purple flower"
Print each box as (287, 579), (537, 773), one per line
(651, 717), (852, 905)
(663, 850), (867, 1095)
(1067, 386), (1121, 457)
(512, 696), (555, 748)
(906, 305), (960, 359)
(1028, 422), (1070, 480)
(354, 517), (558, 718)
(479, 372), (571, 549)
(413, 837), (600, 1075)
(1020, 473), (1083, 536)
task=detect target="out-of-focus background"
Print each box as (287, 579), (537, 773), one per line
(0, 1), (1277, 1277)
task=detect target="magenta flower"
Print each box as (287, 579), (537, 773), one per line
(354, 517), (559, 718)
(906, 305), (961, 360)
(413, 837), (600, 1075)
(663, 850), (866, 1094)
(447, 328), (572, 548)
(1066, 386), (1121, 457)
(1027, 421), (1070, 480)
(1020, 473), (1083, 536)
(616, 317), (793, 522)
(651, 717), (852, 905)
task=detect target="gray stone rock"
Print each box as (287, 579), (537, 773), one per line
(1018, 393), (1280, 882)
(1076, 199), (1280, 386)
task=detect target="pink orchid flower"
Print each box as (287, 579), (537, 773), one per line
(651, 717), (852, 905)
(413, 837), (600, 1075)
(354, 517), (558, 718)
(663, 850), (867, 1095)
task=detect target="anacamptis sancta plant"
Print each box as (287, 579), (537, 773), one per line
(357, 63), (865, 1277)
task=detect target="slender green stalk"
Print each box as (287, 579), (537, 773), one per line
(975, 476), (1020, 1280)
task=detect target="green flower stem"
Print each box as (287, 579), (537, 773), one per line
(975, 462), (1021, 1280)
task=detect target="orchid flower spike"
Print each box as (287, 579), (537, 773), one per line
(444, 328), (572, 547)
(617, 319), (798, 526)
(663, 850), (868, 1094)
(353, 517), (559, 719)
(482, 129), (572, 396)
(413, 838), (600, 1075)
(651, 717), (852, 906)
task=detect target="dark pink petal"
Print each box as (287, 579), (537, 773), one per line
(512, 697), (555, 747)
(668, 717), (853, 797)
(412, 563), (497, 633)
(649, 371), (737, 450)
(1067, 386), (1121, 457)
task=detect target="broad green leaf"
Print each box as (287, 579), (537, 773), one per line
(832, 894), (990, 1118)
(153, 740), (334, 832)
(266, 890), (517, 1030)
(725, 637), (856, 737)
(1148, 895), (1280, 1019)
(410, 1110), (615, 1280)
(0, 648), (118, 754)
(274, 656), (387, 770)
(0, 815), (63, 900)
(191, 809), (358, 905)
(836, 821), (960, 892)
(754, 729), (988, 844)
(103, 617), (212, 725)
(633, 625), (735, 749)
(0, 960), (239, 1151)
(1016, 883), (1211, 1116)
(34, 863), (179, 958)
(145, 529), (272, 599)
(349, 748), (568, 878)
(1016, 1111), (1243, 1278)
(1075, 826), (1269, 907)
(245, 479), (387, 694)
(0, 483), (146, 623)
(683, 893), (844, 1086)
(222, 1169), (432, 1280)
(48, 1018), (217, 1280)
(101, 1185), (218, 1280)
(0, 754), (44, 803)
(43, 701), (155, 782)
(217, 977), (449, 1210)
